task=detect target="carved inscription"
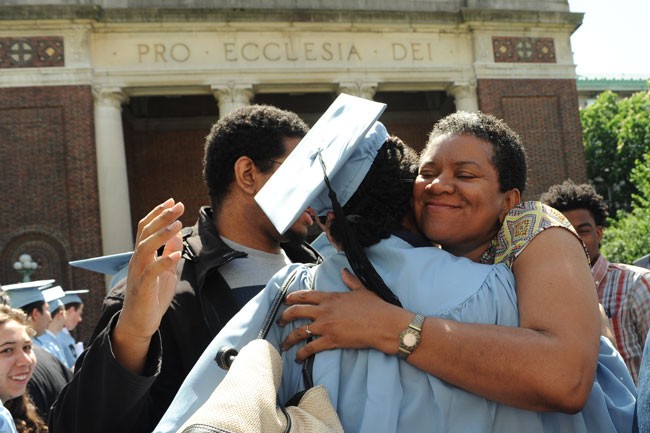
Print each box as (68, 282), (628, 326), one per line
(391, 43), (433, 61)
(224, 42), (362, 62)
(137, 43), (190, 63)
(134, 40), (435, 64)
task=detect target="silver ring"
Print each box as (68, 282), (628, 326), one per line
(305, 324), (313, 337)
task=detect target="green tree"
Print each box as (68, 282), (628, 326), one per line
(601, 153), (650, 263)
(581, 89), (650, 215)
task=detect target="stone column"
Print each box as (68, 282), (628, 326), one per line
(211, 83), (253, 118)
(448, 82), (479, 112)
(93, 87), (134, 256)
(338, 81), (378, 100)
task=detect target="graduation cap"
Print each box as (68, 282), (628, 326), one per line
(69, 252), (133, 276)
(255, 93), (401, 307)
(2, 279), (55, 309)
(60, 290), (89, 306)
(42, 285), (65, 303)
(255, 93), (387, 235)
(42, 285), (66, 314)
(70, 251), (132, 289)
(48, 298), (65, 315)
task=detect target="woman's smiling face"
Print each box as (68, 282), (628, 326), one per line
(412, 133), (518, 261)
(0, 319), (36, 403)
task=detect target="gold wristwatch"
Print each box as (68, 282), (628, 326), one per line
(397, 313), (424, 360)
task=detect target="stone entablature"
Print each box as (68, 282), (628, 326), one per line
(0, 4), (582, 91)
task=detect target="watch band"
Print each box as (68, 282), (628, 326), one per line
(397, 313), (425, 360)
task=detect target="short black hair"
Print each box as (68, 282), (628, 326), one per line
(203, 105), (309, 212)
(425, 111), (527, 193)
(19, 300), (45, 317)
(540, 180), (609, 227)
(329, 136), (420, 248)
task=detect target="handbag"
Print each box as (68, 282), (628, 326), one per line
(176, 267), (344, 433)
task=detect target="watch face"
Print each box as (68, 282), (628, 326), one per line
(402, 329), (419, 348)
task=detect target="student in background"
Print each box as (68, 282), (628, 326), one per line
(57, 290), (88, 364)
(3, 282), (73, 420)
(541, 180), (650, 384)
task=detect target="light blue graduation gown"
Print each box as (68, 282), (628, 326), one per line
(155, 235), (636, 433)
(34, 331), (72, 369)
(55, 329), (78, 368)
(0, 404), (17, 433)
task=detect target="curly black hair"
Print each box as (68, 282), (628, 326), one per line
(540, 180), (609, 227)
(425, 111), (527, 193)
(328, 135), (420, 248)
(203, 105), (309, 212)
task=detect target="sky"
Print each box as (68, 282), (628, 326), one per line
(568, 0), (650, 77)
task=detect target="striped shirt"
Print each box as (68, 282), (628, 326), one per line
(593, 254), (650, 383)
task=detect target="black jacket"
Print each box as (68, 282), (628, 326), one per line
(49, 207), (320, 433)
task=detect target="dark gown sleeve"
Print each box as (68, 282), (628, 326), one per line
(27, 345), (73, 420)
(48, 288), (163, 433)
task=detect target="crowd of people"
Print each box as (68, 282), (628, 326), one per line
(1, 96), (649, 433)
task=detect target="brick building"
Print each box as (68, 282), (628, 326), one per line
(0, 0), (586, 342)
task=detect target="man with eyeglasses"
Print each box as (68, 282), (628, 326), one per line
(50, 105), (320, 433)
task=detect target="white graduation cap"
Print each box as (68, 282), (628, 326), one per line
(60, 290), (89, 306)
(2, 279), (55, 309)
(48, 298), (65, 315)
(69, 252), (133, 276)
(42, 285), (65, 304)
(255, 93), (387, 234)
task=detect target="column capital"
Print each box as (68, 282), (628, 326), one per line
(211, 83), (253, 118)
(338, 81), (378, 100)
(447, 81), (478, 112)
(93, 87), (129, 109)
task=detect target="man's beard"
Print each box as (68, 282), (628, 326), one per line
(282, 225), (309, 244)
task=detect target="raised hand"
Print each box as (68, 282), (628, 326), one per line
(112, 198), (185, 374)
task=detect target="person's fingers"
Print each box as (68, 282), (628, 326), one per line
(294, 337), (330, 363)
(131, 202), (184, 274)
(135, 198), (176, 243)
(137, 201), (184, 247)
(130, 250), (182, 298)
(277, 303), (317, 327)
(162, 229), (184, 257)
(281, 323), (316, 351)
(283, 289), (330, 306)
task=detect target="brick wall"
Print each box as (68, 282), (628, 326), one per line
(124, 124), (210, 229)
(0, 85), (104, 344)
(477, 79), (587, 199)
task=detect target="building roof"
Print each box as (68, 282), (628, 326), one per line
(577, 76), (649, 93)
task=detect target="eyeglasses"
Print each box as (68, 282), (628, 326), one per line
(268, 159), (284, 165)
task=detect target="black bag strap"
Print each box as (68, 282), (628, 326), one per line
(258, 265), (314, 339)
(259, 265), (316, 391)
(216, 264), (316, 388)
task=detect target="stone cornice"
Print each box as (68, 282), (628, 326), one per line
(461, 8), (583, 31)
(0, 5), (582, 34)
(0, 5), (102, 21)
(0, 5), (461, 25)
